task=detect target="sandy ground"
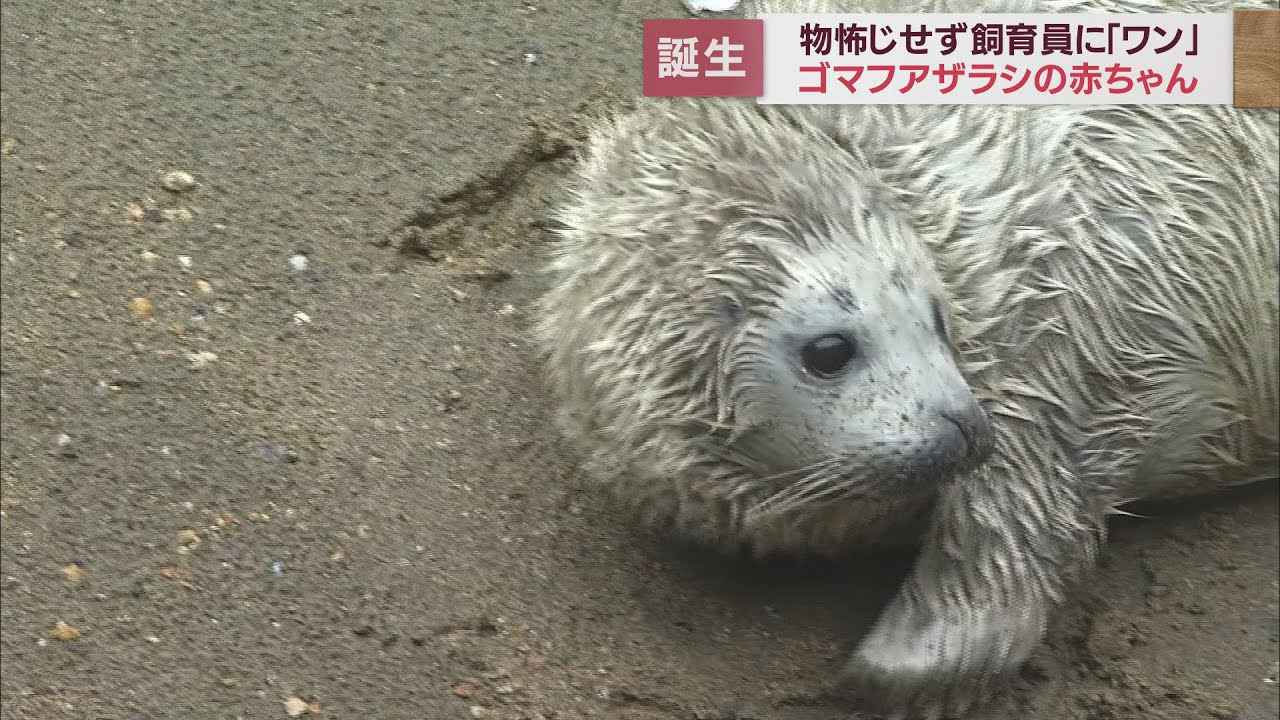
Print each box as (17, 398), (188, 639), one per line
(1, 2), (1277, 719)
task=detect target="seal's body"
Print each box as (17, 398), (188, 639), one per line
(534, 0), (1279, 715)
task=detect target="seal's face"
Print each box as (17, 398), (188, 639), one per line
(537, 100), (1000, 542)
(724, 239), (994, 518)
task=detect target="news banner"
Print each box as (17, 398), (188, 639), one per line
(642, 12), (1278, 105)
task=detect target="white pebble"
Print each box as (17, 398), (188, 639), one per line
(288, 254), (309, 272)
(292, 311), (311, 325)
(178, 255), (192, 269)
(685, 0), (739, 10)
(186, 351), (219, 370)
(140, 251), (159, 263)
(161, 170), (197, 193)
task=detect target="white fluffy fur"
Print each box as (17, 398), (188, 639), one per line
(534, 0), (1279, 716)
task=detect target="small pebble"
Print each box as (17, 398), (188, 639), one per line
(49, 621), (81, 641)
(498, 303), (516, 316)
(128, 297), (154, 320)
(259, 444), (299, 464)
(292, 311), (311, 325)
(145, 635), (160, 644)
(1, 137), (15, 155)
(289, 254), (309, 272)
(271, 561), (284, 577)
(161, 170), (197, 193)
(523, 52), (538, 64)
(283, 697), (309, 717)
(684, 0), (740, 10)
(161, 207), (193, 223)
(453, 682), (477, 698)
(141, 250), (159, 263)
(177, 529), (201, 549)
(126, 202), (146, 222)
(194, 279), (212, 294)
(178, 255), (192, 269)
(52, 432), (77, 457)
(186, 351), (218, 370)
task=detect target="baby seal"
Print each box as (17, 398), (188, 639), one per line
(534, 0), (1279, 715)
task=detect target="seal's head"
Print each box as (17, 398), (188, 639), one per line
(726, 233), (995, 519)
(537, 100), (993, 554)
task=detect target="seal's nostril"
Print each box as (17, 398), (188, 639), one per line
(939, 410), (973, 447)
(939, 406), (994, 466)
(939, 411), (970, 444)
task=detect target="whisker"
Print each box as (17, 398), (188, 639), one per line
(716, 450), (841, 488)
(747, 458), (863, 519)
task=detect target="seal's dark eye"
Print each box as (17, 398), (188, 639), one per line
(801, 334), (857, 378)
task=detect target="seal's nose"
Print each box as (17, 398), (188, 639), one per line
(939, 400), (994, 466)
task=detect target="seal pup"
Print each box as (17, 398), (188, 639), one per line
(533, 0), (1279, 715)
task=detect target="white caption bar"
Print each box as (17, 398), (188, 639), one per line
(758, 13), (1232, 104)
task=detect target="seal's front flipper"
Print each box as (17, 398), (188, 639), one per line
(840, 454), (1102, 716)
(840, 587), (1049, 719)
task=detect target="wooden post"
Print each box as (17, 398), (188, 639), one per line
(1234, 9), (1280, 107)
